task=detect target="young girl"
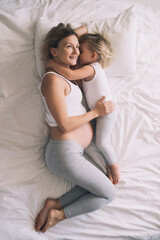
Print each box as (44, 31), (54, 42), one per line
(46, 32), (120, 185)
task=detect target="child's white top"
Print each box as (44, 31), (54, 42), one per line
(82, 62), (112, 110)
(39, 71), (86, 127)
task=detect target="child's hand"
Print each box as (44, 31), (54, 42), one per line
(94, 97), (115, 117)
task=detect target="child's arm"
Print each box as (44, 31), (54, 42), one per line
(46, 59), (94, 81)
(74, 25), (87, 37)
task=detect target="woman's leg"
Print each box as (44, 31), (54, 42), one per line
(48, 139), (115, 210)
(35, 144), (94, 232)
(35, 186), (89, 232)
(35, 139), (115, 232)
(59, 186), (88, 208)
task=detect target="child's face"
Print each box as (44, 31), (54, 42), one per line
(79, 42), (93, 66)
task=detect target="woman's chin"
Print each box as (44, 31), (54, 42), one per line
(68, 57), (77, 65)
(69, 61), (77, 66)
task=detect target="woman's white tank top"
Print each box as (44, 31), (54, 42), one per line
(39, 71), (86, 127)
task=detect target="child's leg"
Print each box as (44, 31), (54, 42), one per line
(96, 111), (117, 165)
(95, 112), (120, 184)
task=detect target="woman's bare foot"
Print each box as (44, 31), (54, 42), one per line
(110, 163), (120, 185)
(41, 209), (66, 233)
(35, 198), (62, 232)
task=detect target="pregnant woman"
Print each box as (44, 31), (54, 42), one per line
(35, 23), (116, 233)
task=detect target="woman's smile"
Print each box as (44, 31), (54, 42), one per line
(69, 55), (78, 62)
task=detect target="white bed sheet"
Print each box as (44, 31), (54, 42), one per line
(0, 0), (160, 240)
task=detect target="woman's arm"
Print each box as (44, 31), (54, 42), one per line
(46, 59), (94, 80)
(42, 74), (114, 133)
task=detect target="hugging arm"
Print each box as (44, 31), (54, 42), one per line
(46, 59), (94, 81)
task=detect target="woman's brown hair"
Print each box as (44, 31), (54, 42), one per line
(41, 23), (78, 60)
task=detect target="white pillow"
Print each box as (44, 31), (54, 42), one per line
(35, 6), (136, 78)
(85, 6), (137, 76)
(35, 19), (59, 78)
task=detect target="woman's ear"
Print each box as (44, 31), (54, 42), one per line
(50, 48), (57, 57)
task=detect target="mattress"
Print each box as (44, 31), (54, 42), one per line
(0, 0), (160, 239)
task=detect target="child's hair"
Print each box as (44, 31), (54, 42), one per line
(79, 33), (112, 68)
(41, 23), (78, 60)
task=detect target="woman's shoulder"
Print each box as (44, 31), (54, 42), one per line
(41, 70), (67, 94)
(43, 69), (62, 79)
(42, 69), (67, 84)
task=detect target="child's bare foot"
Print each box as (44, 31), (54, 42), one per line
(41, 209), (66, 233)
(110, 163), (120, 185)
(35, 198), (62, 232)
(106, 165), (113, 183)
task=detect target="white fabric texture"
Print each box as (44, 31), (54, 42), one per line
(85, 6), (137, 76)
(0, 0), (160, 240)
(35, 6), (137, 78)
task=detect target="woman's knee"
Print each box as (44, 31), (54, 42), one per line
(97, 198), (109, 209)
(97, 192), (115, 210)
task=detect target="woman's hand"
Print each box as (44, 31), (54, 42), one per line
(93, 97), (115, 117)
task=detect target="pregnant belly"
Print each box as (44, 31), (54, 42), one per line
(50, 122), (93, 149)
(71, 123), (93, 148)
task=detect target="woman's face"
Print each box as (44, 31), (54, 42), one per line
(52, 35), (80, 67)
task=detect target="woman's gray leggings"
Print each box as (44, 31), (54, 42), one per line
(45, 139), (116, 219)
